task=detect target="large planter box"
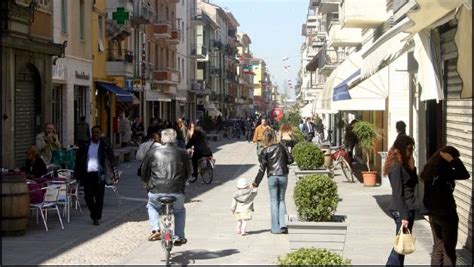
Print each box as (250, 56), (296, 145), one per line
(287, 214), (348, 252)
(293, 167), (332, 180)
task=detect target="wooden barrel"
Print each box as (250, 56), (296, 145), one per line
(1, 172), (30, 236)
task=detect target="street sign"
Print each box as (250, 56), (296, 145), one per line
(112, 7), (129, 25)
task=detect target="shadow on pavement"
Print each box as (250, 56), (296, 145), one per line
(245, 229), (270, 235)
(373, 194), (428, 221)
(170, 248), (240, 265)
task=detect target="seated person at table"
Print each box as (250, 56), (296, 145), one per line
(36, 123), (62, 164)
(22, 146), (48, 178)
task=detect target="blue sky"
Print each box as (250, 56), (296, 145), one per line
(210, 0), (309, 100)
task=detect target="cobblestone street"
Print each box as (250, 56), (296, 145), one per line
(3, 139), (471, 265)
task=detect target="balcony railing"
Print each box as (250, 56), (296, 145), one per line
(210, 67), (220, 76)
(340, 0), (388, 28)
(131, 0), (155, 24)
(211, 39), (223, 50)
(191, 45), (208, 59)
(153, 22), (172, 39)
(107, 49), (134, 63)
(226, 71), (239, 83)
(319, 0), (340, 14)
(154, 68), (180, 84)
(317, 44), (342, 75)
(166, 29), (180, 44)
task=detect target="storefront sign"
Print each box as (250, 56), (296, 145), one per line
(75, 71), (90, 80)
(53, 63), (67, 80)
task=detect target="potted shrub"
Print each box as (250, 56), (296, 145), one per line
(278, 248), (351, 266)
(352, 121), (381, 186)
(287, 174), (348, 252)
(291, 142), (329, 178)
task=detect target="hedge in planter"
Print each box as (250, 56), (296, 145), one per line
(294, 174), (338, 222)
(292, 142), (324, 170)
(292, 126), (305, 144)
(278, 248), (351, 266)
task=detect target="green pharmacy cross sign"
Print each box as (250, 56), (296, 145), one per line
(112, 7), (129, 25)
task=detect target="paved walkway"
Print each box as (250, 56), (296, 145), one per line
(2, 139), (472, 265)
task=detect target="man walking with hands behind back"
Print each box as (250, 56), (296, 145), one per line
(141, 129), (191, 245)
(75, 126), (117, 226)
(302, 117), (315, 142)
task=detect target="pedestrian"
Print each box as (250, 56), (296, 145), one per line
(251, 129), (294, 234)
(245, 118), (253, 142)
(74, 126), (118, 226)
(302, 117), (315, 142)
(186, 126), (213, 180)
(279, 123), (295, 153)
(231, 178), (258, 236)
(131, 117), (145, 144)
(141, 129), (191, 245)
(136, 132), (162, 161)
(176, 118), (188, 149)
(75, 116), (90, 147)
(383, 135), (418, 266)
(35, 123), (62, 164)
(344, 119), (359, 163)
(420, 146), (470, 266)
(119, 113), (132, 147)
(252, 118), (271, 162)
(396, 121), (407, 138)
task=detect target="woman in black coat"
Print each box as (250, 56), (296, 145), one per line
(383, 135), (418, 266)
(420, 146), (470, 266)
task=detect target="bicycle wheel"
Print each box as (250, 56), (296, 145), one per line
(201, 164), (213, 184)
(341, 158), (354, 183)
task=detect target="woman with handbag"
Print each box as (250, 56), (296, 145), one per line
(279, 123), (296, 153)
(383, 135), (418, 266)
(420, 146), (470, 266)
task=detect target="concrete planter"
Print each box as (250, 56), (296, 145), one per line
(287, 214), (348, 252)
(293, 167), (332, 180)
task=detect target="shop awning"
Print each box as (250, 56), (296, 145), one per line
(332, 65), (389, 111)
(361, 18), (412, 78)
(96, 82), (134, 102)
(300, 102), (314, 118)
(321, 51), (362, 113)
(332, 70), (361, 101)
(145, 90), (172, 102)
(404, 0), (466, 34)
(455, 5), (472, 98)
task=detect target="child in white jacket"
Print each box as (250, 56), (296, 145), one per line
(231, 178), (258, 236)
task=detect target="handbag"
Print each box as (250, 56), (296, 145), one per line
(393, 227), (416, 255)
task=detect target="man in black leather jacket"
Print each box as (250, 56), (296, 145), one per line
(252, 129), (294, 234)
(141, 129), (191, 244)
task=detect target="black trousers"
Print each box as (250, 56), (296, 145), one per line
(83, 172), (105, 220)
(429, 214), (459, 266)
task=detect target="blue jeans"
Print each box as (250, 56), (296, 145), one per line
(147, 192), (186, 239)
(386, 210), (415, 266)
(268, 175), (288, 233)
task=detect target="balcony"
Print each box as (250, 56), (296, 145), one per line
(106, 49), (134, 77)
(328, 21), (362, 47)
(153, 22), (172, 39)
(211, 40), (223, 51)
(319, 0), (340, 14)
(154, 68), (180, 84)
(166, 29), (181, 44)
(131, 0), (155, 24)
(224, 44), (238, 56)
(190, 80), (211, 95)
(317, 44), (343, 76)
(190, 45), (208, 60)
(226, 71), (239, 83)
(191, 9), (205, 25)
(340, 0), (388, 28)
(210, 67), (220, 77)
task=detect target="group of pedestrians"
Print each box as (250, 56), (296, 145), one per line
(384, 122), (470, 266)
(137, 118), (213, 245)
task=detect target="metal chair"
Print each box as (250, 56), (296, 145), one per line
(29, 184), (65, 231)
(57, 169), (82, 214)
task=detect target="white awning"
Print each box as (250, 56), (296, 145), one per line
(321, 51), (362, 113)
(145, 90), (172, 102)
(455, 5), (472, 98)
(414, 30), (444, 102)
(361, 18), (412, 78)
(300, 102), (314, 118)
(332, 65), (389, 111)
(405, 0), (466, 34)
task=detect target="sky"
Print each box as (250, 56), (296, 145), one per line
(210, 0), (309, 100)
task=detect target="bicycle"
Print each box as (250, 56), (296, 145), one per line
(188, 155), (215, 184)
(157, 195), (177, 265)
(326, 145), (354, 183)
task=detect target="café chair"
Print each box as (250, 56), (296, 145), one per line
(29, 184), (65, 231)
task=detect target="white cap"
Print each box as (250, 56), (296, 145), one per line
(237, 178), (249, 189)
